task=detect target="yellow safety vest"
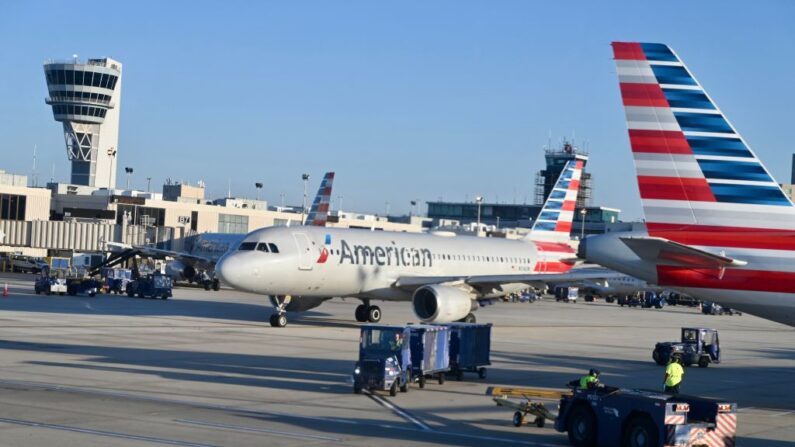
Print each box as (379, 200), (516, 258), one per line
(665, 362), (684, 387)
(579, 375), (597, 389)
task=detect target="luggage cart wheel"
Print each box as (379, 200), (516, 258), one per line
(390, 382), (397, 397)
(478, 367), (487, 379)
(512, 411), (524, 427)
(438, 373), (445, 385)
(418, 376), (426, 388)
(535, 416), (545, 428)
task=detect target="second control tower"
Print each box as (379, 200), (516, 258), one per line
(44, 57), (122, 188)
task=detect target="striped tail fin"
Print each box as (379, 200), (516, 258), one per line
(305, 172), (335, 227)
(528, 155), (587, 242)
(612, 42), (795, 238)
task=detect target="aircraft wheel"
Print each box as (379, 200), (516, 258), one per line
(418, 376), (426, 389)
(438, 373), (445, 385)
(355, 304), (368, 322)
(460, 313), (476, 323)
(367, 306), (381, 323)
(698, 356), (709, 368)
(270, 313), (287, 328)
(212, 279), (220, 291)
(513, 411), (524, 427)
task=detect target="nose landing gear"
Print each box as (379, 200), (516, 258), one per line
(269, 295), (292, 327)
(354, 300), (381, 323)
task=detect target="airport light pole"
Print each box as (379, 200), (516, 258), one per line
(410, 200), (417, 217)
(301, 173), (310, 223)
(580, 208), (587, 240)
(146, 177), (152, 193)
(475, 196), (483, 235)
(124, 167), (133, 190)
(255, 182), (263, 201)
(106, 147), (116, 188)
(385, 201), (390, 217)
(338, 195), (344, 212)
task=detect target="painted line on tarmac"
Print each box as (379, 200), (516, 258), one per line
(0, 416), (218, 447)
(175, 418), (343, 442)
(365, 391), (432, 431)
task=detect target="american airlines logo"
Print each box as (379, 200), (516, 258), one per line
(338, 239), (433, 267)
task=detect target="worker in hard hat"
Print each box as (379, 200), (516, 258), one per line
(663, 354), (684, 394)
(579, 369), (601, 390)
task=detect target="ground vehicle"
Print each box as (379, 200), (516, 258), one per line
(126, 273), (173, 299)
(353, 325), (412, 396)
(555, 287), (578, 303)
(617, 294), (641, 307)
(702, 301), (740, 316)
(641, 292), (666, 309)
(102, 268), (132, 294)
(653, 328), (721, 368)
(34, 273), (67, 295)
(8, 255), (47, 273)
(442, 322), (491, 380)
(408, 324), (451, 387)
(555, 386), (737, 447)
(66, 277), (101, 297)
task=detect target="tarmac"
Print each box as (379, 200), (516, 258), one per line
(0, 271), (792, 446)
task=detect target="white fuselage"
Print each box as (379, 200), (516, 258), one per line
(216, 226), (571, 301)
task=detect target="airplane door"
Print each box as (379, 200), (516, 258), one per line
(293, 233), (314, 271)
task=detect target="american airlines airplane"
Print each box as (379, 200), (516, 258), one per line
(579, 42), (795, 327)
(217, 156), (600, 327)
(140, 172), (335, 287)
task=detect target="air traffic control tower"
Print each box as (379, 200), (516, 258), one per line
(44, 57), (122, 188)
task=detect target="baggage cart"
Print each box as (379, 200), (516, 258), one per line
(441, 322), (491, 380)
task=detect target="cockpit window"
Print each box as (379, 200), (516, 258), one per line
(268, 243), (279, 253)
(238, 242), (257, 251)
(256, 243), (270, 252)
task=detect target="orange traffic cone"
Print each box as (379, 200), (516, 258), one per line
(2, 283), (8, 297)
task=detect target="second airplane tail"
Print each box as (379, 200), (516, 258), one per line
(528, 155), (587, 243)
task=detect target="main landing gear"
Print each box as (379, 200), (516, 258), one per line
(269, 295), (291, 327)
(354, 300), (381, 323)
(459, 313), (477, 323)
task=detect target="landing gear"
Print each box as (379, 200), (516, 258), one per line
(355, 301), (382, 323)
(269, 295), (292, 327)
(459, 313), (476, 323)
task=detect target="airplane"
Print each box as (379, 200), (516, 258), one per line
(579, 42), (795, 327)
(216, 155), (609, 327)
(113, 172), (336, 288)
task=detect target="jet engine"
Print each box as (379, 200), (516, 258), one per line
(412, 285), (476, 323)
(165, 261), (197, 282)
(283, 297), (331, 312)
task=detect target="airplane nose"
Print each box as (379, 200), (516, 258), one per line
(215, 253), (240, 288)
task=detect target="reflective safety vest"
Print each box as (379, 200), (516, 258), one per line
(579, 374), (598, 389)
(665, 362), (684, 387)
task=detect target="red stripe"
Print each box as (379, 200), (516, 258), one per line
(637, 176), (716, 202)
(535, 242), (575, 253)
(569, 179), (581, 191)
(322, 187), (332, 195)
(619, 83), (669, 107)
(612, 42), (646, 60)
(561, 200), (576, 211)
(316, 203), (329, 212)
(555, 221), (572, 232)
(647, 223), (795, 251)
(629, 129), (692, 154)
(534, 261), (573, 273)
(657, 266), (795, 293)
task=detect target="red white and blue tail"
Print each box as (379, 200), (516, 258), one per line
(305, 172), (335, 227)
(612, 42), (795, 235)
(528, 155), (587, 242)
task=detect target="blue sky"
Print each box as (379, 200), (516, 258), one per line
(2, 1), (794, 219)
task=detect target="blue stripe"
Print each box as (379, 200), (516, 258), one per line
(538, 211), (560, 221)
(662, 89), (714, 110)
(651, 65), (697, 86)
(544, 201), (563, 210)
(558, 180), (570, 189)
(534, 222), (558, 231)
(686, 136), (752, 158)
(641, 43), (678, 62)
(710, 184), (791, 206)
(550, 190), (566, 199)
(674, 112), (733, 133)
(698, 160), (773, 182)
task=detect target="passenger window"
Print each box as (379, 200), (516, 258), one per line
(269, 243), (279, 253)
(238, 242), (256, 251)
(256, 243), (270, 252)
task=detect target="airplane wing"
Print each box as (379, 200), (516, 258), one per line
(619, 236), (747, 269)
(394, 270), (617, 291)
(131, 245), (214, 266)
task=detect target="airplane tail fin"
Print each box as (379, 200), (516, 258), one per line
(612, 42), (795, 240)
(305, 172), (335, 227)
(527, 155), (587, 242)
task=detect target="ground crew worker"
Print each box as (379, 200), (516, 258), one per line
(663, 354), (684, 394)
(389, 333), (403, 351)
(579, 369), (600, 390)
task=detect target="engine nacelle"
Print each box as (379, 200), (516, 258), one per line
(412, 285), (476, 323)
(284, 297), (330, 312)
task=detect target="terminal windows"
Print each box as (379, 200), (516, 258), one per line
(0, 194), (26, 221)
(47, 69), (119, 90)
(218, 214), (249, 234)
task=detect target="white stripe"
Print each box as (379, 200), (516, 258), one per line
(706, 179), (779, 187)
(659, 84), (701, 90)
(669, 107), (721, 114)
(683, 130), (739, 138)
(693, 155), (755, 162)
(648, 60), (683, 67)
(174, 419), (344, 442)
